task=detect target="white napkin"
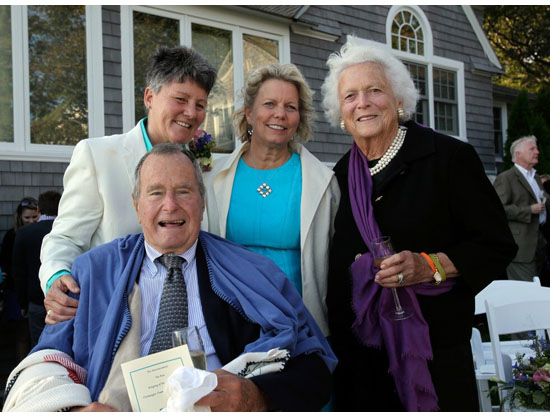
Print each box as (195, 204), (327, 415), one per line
(165, 348), (290, 412)
(165, 367), (217, 412)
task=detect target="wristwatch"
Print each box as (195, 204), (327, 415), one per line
(420, 252), (445, 285)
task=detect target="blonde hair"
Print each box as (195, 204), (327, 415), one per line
(233, 63), (315, 144)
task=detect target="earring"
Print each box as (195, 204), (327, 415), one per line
(247, 126), (253, 137)
(340, 120), (346, 131)
(397, 108), (404, 120)
(146, 104), (151, 111)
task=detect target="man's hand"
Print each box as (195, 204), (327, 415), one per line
(531, 203), (545, 214)
(70, 402), (118, 412)
(44, 274), (80, 325)
(195, 369), (271, 412)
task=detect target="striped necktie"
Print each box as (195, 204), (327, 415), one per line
(148, 254), (188, 354)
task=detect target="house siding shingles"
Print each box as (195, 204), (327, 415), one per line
(0, 161), (66, 242)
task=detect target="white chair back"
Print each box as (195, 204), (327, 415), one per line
(475, 277), (544, 315)
(485, 298), (550, 384)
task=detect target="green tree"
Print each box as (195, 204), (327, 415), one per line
(483, 6), (550, 93)
(503, 90), (534, 169)
(503, 88), (550, 175)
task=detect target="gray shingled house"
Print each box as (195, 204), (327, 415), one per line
(0, 5), (507, 240)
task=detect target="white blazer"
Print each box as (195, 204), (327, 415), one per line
(202, 141), (340, 336)
(39, 123), (146, 292)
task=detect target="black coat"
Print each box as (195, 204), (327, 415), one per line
(13, 220), (54, 308)
(327, 121), (517, 411)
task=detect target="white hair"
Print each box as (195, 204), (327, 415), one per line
(511, 135), (537, 163)
(321, 36), (419, 127)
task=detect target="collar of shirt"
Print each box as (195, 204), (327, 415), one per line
(143, 239), (198, 275)
(140, 117), (153, 152)
(515, 163), (536, 180)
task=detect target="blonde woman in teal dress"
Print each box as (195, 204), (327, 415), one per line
(203, 63), (340, 338)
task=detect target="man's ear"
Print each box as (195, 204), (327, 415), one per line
(200, 198), (205, 222)
(133, 196), (141, 225)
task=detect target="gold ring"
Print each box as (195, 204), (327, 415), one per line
(397, 272), (404, 285)
(47, 309), (53, 316)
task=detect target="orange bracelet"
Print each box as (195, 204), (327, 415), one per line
(420, 252), (436, 272)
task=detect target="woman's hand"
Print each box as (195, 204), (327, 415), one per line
(44, 274), (80, 325)
(374, 251), (434, 288)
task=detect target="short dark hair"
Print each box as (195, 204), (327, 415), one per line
(38, 190), (61, 216)
(132, 143), (205, 202)
(146, 46), (217, 95)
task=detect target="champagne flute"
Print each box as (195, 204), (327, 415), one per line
(172, 326), (207, 370)
(370, 236), (412, 321)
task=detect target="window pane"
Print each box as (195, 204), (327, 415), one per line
(392, 10), (424, 56)
(192, 23), (234, 153)
(133, 11), (179, 124)
(243, 34), (278, 82)
(391, 35), (398, 50)
(28, 6), (87, 145)
(0, 6), (13, 143)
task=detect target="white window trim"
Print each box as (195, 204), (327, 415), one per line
(386, 5), (433, 58)
(120, 5), (290, 145)
(384, 6), (467, 141)
(0, 5), (104, 162)
(493, 101), (508, 162)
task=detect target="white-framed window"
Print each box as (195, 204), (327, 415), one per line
(121, 5), (291, 153)
(0, 5), (104, 162)
(493, 101), (507, 162)
(386, 5), (466, 140)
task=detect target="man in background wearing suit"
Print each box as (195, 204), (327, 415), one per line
(3, 144), (335, 412)
(13, 191), (61, 347)
(494, 135), (549, 281)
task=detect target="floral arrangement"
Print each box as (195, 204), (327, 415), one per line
(189, 130), (215, 172)
(490, 333), (550, 410)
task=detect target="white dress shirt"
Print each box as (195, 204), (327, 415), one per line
(138, 239), (222, 370)
(515, 163), (546, 225)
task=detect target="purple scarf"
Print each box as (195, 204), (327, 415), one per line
(348, 142), (454, 411)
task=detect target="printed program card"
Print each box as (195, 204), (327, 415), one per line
(121, 345), (193, 412)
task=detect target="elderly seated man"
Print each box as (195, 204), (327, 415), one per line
(3, 144), (336, 412)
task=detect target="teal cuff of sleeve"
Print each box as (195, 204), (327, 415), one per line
(45, 270), (71, 295)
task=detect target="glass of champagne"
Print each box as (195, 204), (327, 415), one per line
(370, 236), (412, 321)
(172, 326), (207, 370)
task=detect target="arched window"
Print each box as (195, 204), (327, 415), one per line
(385, 6), (465, 138)
(391, 9), (424, 55)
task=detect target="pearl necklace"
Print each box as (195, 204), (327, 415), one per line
(369, 126), (407, 176)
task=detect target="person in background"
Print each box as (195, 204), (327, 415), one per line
(494, 136), (549, 282)
(13, 191), (61, 347)
(39, 46), (216, 325)
(321, 37), (517, 411)
(0, 197), (40, 362)
(3, 144), (335, 412)
(203, 63), (340, 338)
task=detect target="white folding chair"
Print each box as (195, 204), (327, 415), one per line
(471, 327), (496, 412)
(475, 277), (542, 315)
(471, 276), (546, 411)
(485, 298), (550, 407)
